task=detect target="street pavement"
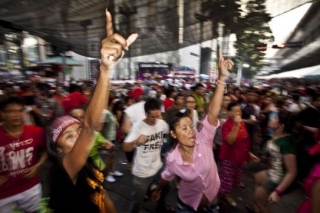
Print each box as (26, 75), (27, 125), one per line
(104, 152), (305, 213)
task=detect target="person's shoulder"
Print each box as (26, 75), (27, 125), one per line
(158, 119), (168, 126)
(132, 119), (145, 128)
(125, 102), (144, 112)
(25, 125), (44, 133)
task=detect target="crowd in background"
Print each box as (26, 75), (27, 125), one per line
(1, 13), (320, 212)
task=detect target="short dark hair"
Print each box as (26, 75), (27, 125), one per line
(312, 92), (320, 102)
(278, 110), (295, 134)
(292, 93), (300, 102)
(174, 93), (184, 102)
(194, 83), (205, 90)
(144, 98), (161, 114)
(165, 88), (175, 97)
(0, 96), (24, 111)
(227, 101), (240, 111)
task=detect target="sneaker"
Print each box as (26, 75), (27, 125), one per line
(106, 175), (116, 183)
(110, 171), (123, 177)
(224, 195), (237, 207)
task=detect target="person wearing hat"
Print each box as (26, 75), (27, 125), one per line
(46, 11), (138, 213)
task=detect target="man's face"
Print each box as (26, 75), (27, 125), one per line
(196, 87), (205, 96)
(1, 103), (25, 126)
(145, 110), (161, 125)
(70, 109), (85, 123)
(247, 92), (255, 103)
(175, 96), (185, 107)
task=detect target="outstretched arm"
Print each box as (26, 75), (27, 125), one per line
(63, 11), (138, 182)
(207, 50), (233, 126)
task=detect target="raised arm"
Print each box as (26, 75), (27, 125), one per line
(207, 50), (233, 126)
(63, 11), (138, 181)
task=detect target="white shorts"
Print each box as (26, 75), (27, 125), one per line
(0, 184), (42, 213)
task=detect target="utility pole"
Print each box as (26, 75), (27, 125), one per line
(195, 13), (209, 75)
(119, 5), (137, 79)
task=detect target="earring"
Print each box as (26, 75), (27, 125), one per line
(57, 149), (62, 153)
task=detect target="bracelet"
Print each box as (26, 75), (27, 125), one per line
(216, 80), (226, 85)
(216, 83), (225, 87)
(274, 189), (282, 196)
(216, 80), (227, 93)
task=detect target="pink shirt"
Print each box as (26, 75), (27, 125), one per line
(161, 116), (220, 210)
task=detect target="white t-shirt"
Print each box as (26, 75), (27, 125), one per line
(288, 103), (306, 113)
(124, 119), (169, 178)
(124, 101), (146, 125)
(192, 109), (199, 127)
(160, 94), (166, 113)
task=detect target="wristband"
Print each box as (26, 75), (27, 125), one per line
(274, 189), (282, 196)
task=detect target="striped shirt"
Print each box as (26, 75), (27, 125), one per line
(162, 116), (220, 210)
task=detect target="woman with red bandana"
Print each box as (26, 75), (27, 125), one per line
(46, 11), (138, 213)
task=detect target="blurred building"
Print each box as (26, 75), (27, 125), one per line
(266, 0), (312, 17)
(273, 0), (320, 72)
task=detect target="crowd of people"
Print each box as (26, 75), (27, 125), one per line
(0, 11), (320, 213)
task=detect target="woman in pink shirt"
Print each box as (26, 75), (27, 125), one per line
(152, 52), (233, 213)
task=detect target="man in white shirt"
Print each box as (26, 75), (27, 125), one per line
(122, 100), (146, 170)
(123, 98), (170, 213)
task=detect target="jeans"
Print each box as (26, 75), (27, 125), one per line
(128, 169), (169, 213)
(175, 198), (219, 213)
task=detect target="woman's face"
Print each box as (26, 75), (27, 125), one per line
(269, 115), (280, 130)
(228, 105), (242, 119)
(264, 97), (272, 106)
(56, 124), (82, 154)
(185, 96), (196, 110)
(171, 117), (196, 147)
(222, 96), (231, 109)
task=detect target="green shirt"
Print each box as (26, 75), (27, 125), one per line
(89, 132), (107, 171)
(267, 135), (295, 183)
(193, 93), (205, 117)
(102, 109), (116, 141)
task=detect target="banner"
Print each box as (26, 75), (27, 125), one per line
(138, 62), (170, 80)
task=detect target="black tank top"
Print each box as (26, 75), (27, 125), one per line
(49, 161), (107, 213)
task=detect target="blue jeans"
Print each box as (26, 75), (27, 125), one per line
(128, 168), (169, 213)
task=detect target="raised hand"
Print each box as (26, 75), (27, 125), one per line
(218, 49), (234, 78)
(101, 10), (138, 70)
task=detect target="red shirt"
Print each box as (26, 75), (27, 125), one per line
(163, 98), (174, 112)
(62, 92), (88, 114)
(219, 119), (250, 165)
(0, 125), (45, 199)
(130, 86), (144, 100)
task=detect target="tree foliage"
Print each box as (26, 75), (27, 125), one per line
(202, 0), (274, 78)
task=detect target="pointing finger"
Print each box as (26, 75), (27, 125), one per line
(126, 33), (138, 49)
(106, 10), (114, 37)
(219, 48), (223, 60)
(111, 34), (127, 50)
